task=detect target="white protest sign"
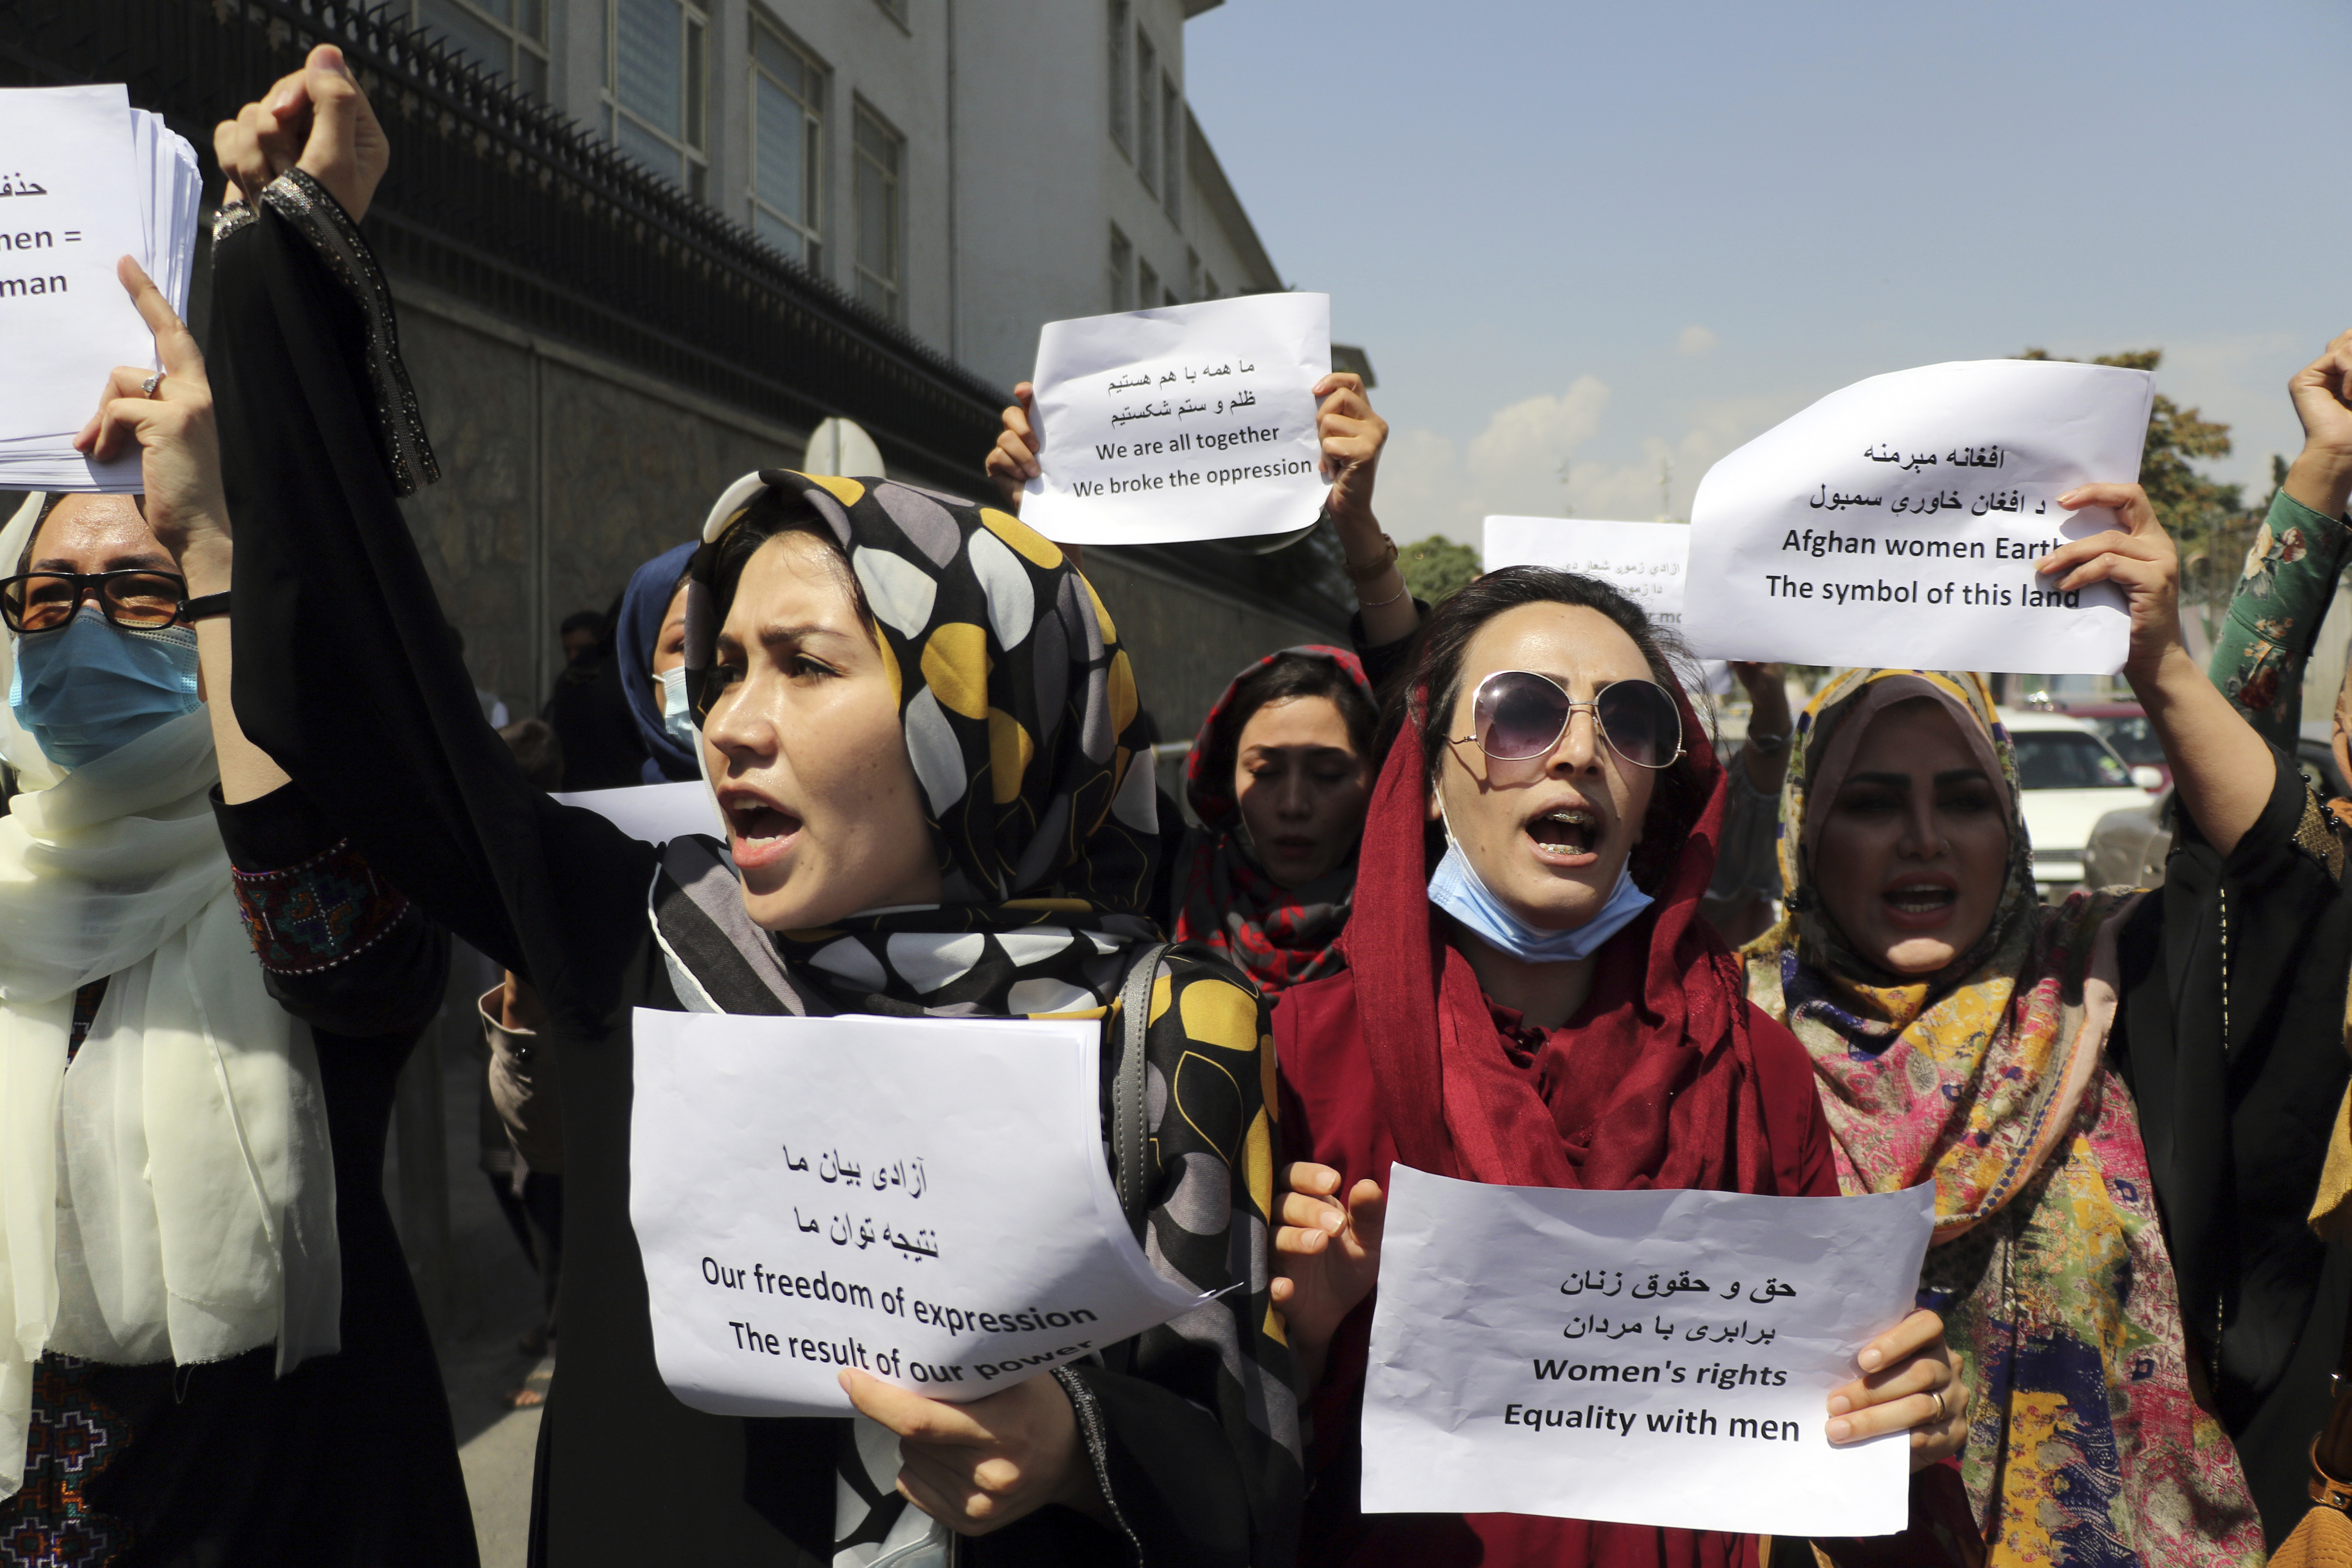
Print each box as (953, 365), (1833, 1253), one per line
(1020, 294), (1331, 545)
(1362, 1165), (1935, 1538)
(554, 780), (722, 844)
(0, 86), (154, 438)
(1683, 359), (2152, 674)
(1484, 517), (1732, 695)
(630, 1009), (1211, 1417)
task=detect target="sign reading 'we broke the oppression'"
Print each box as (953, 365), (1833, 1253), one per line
(1020, 293), (1332, 546)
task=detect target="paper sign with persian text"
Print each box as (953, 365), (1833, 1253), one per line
(1361, 1165), (1935, 1537)
(1682, 359), (2152, 673)
(0, 88), (153, 433)
(1020, 293), (1331, 545)
(1483, 517), (1732, 695)
(630, 1009), (1211, 1417)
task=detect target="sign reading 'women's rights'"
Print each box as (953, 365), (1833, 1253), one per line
(630, 1010), (1211, 1417)
(1020, 293), (1332, 545)
(1682, 359), (2154, 674)
(1363, 1167), (1935, 1537)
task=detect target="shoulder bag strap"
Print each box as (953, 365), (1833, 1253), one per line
(1111, 941), (1170, 1242)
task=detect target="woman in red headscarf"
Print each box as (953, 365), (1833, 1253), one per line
(1269, 566), (1968, 1567)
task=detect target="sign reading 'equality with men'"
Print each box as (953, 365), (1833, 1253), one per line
(1020, 293), (1332, 545)
(630, 1009), (1210, 1417)
(1363, 1167), (1935, 1538)
(1682, 358), (2154, 675)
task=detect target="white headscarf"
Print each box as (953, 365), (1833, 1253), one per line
(0, 492), (340, 1497)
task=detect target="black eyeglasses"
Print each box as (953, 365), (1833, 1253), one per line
(0, 570), (192, 635)
(1446, 670), (1685, 770)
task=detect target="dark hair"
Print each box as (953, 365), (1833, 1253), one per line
(497, 717), (565, 791)
(559, 609), (606, 639)
(1385, 565), (1710, 893)
(1204, 652), (1378, 790)
(709, 490), (869, 630)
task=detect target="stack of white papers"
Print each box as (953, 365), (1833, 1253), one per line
(0, 84), (201, 493)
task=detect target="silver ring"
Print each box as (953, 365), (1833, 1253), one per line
(1929, 1389), (1946, 1423)
(140, 373), (163, 399)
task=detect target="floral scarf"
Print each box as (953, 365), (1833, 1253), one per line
(1172, 644), (1372, 993)
(671, 471), (1300, 1566)
(1743, 669), (2261, 1567)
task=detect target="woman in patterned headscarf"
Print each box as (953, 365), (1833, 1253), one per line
(206, 69), (1299, 1565)
(1740, 483), (2350, 1564)
(1171, 646), (1379, 994)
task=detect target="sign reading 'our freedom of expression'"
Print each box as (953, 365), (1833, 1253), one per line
(630, 1010), (1210, 1418)
(1361, 1167), (1935, 1538)
(1020, 293), (1332, 546)
(1682, 359), (2154, 675)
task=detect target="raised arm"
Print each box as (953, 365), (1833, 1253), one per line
(2041, 482), (2274, 856)
(2206, 329), (2352, 743)
(207, 47), (650, 1019)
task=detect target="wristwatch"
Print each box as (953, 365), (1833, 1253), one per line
(1744, 729), (1790, 759)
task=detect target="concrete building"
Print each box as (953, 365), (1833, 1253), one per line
(401, 0), (1284, 390)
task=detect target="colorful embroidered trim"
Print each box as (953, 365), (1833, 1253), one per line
(232, 837), (412, 975)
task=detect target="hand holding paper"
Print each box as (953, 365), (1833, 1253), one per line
(1682, 359), (2155, 674)
(72, 258), (230, 562)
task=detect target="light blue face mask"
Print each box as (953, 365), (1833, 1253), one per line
(659, 664), (697, 749)
(1426, 802), (1655, 963)
(9, 603), (203, 769)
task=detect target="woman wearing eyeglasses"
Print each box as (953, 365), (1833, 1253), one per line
(1265, 569), (1965, 1567)
(0, 252), (474, 1561)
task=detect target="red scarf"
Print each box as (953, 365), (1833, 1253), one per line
(1345, 680), (1776, 1195)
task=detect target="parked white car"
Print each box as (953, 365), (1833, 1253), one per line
(1999, 710), (2161, 898)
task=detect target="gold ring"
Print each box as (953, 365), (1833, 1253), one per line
(1929, 1390), (1946, 1423)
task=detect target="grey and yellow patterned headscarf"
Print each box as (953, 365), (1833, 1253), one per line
(682, 469), (1158, 915)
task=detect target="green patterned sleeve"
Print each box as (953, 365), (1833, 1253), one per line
(2207, 488), (2352, 746)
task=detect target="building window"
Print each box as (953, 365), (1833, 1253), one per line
(1137, 258), (1159, 312)
(1134, 29), (1157, 194)
(606, 0), (707, 200)
(415, 0), (549, 96)
(750, 20), (823, 270)
(1107, 0), (1129, 153)
(1160, 77), (1181, 225)
(853, 102), (904, 321)
(1108, 226), (1132, 311)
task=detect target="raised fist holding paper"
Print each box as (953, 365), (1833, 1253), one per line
(213, 43), (388, 222)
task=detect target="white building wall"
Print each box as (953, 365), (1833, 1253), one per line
(414, 0), (1284, 402)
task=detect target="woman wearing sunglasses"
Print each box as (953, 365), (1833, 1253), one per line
(1266, 568), (1965, 1567)
(0, 254), (474, 1557)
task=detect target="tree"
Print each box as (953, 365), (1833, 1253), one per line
(1399, 534), (1481, 606)
(2018, 347), (2252, 644)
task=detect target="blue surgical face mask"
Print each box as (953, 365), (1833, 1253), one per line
(9, 604), (203, 769)
(1426, 800), (1654, 963)
(659, 664), (697, 749)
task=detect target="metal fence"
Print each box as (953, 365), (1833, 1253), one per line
(0, 0), (1354, 626)
(0, 0), (1008, 484)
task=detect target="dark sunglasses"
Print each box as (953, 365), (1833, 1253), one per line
(1448, 670), (1685, 770)
(0, 570), (192, 635)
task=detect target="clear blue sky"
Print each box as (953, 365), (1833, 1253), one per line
(1185, 0), (2352, 546)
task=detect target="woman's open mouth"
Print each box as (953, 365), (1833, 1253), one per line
(1879, 878), (1958, 930)
(1524, 804), (1603, 867)
(720, 790), (804, 872)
